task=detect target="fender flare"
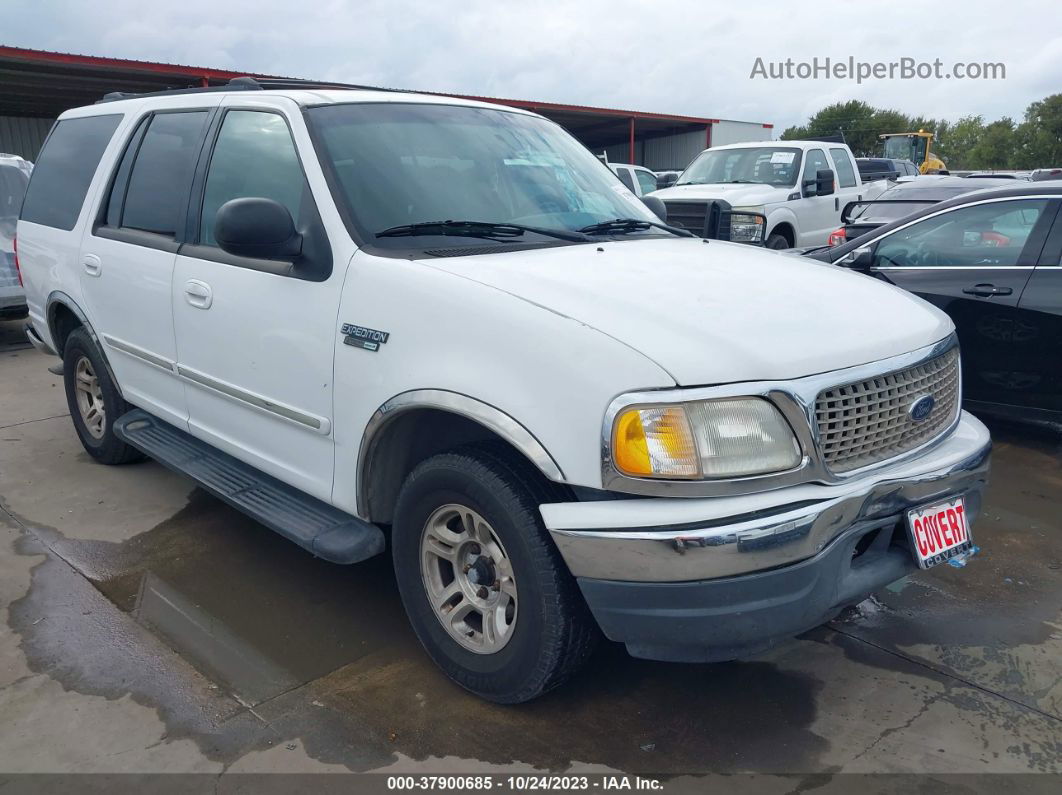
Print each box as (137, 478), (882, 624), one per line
(356, 389), (566, 516)
(45, 291), (121, 394)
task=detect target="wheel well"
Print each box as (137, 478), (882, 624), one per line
(768, 223), (795, 246)
(361, 408), (560, 524)
(49, 303), (82, 357)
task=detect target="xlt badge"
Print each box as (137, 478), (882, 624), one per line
(341, 323), (390, 352)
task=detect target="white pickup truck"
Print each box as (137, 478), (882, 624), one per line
(651, 140), (886, 248)
(18, 83), (989, 703)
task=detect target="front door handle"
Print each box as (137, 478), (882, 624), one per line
(962, 284), (1013, 297)
(184, 279), (213, 309)
(82, 254), (102, 277)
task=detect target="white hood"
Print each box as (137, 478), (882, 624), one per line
(649, 182), (791, 206)
(424, 237), (953, 386)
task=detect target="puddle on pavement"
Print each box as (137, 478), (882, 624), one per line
(11, 414), (1058, 772)
(78, 489), (419, 707)
(828, 417), (1062, 717)
(7, 487), (833, 773)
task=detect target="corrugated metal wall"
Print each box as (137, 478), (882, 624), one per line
(642, 129), (707, 171)
(598, 124), (771, 171)
(0, 116), (54, 161)
(711, 120), (773, 147)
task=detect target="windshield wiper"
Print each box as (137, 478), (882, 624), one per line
(375, 220), (589, 242)
(724, 180), (759, 184)
(578, 218), (694, 238)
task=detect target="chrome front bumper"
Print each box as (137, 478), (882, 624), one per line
(543, 411), (991, 583)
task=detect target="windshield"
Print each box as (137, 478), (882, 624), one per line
(306, 103), (660, 251)
(677, 147), (801, 187)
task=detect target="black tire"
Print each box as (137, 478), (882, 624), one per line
(766, 233), (790, 250)
(391, 446), (598, 703)
(62, 327), (143, 465)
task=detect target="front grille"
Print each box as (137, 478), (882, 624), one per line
(815, 348), (960, 473)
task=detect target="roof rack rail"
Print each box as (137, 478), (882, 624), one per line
(97, 75), (394, 104)
(233, 76), (393, 91)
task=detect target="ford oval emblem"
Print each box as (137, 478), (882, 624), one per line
(909, 395), (936, 423)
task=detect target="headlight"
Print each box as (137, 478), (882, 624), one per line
(611, 398), (801, 479)
(729, 206), (766, 244)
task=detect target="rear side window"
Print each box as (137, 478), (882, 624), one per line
(120, 111), (209, 236)
(829, 148), (857, 188)
(20, 115), (122, 230)
(0, 165), (29, 220)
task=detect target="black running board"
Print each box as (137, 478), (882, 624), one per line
(114, 409), (385, 564)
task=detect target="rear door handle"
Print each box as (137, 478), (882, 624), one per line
(184, 279), (213, 309)
(962, 284), (1012, 297)
(82, 254), (102, 277)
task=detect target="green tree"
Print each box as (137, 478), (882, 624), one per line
(781, 100), (879, 154)
(937, 116), (985, 170)
(1012, 94), (1062, 168)
(967, 118), (1016, 169)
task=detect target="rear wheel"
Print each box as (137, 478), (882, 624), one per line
(391, 447), (597, 703)
(62, 327), (143, 465)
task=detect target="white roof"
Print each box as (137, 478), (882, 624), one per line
(707, 140), (846, 152)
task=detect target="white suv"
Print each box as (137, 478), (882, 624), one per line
(18, 80), (991, 703)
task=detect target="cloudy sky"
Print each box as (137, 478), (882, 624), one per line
(5, 0), (1060, 132)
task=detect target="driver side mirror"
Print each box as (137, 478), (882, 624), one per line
(840, 246), (874, 271)
(215, 197), (303, 261)
(804, 168), (835, 197)
(656, 173), (678, 190)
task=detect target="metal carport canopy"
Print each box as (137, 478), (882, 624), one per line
(0, 46), (757, 162)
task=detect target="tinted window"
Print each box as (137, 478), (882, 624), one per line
(614, 167), (636, 191)
(121, 111), (209, 236)
(634, 168), (657, 196)
(0, 165), (29, 221)
(802, 148), (831, 186)
(874, 200), (1049, 268)
(20, 115), (121, 230)
(829, 148), (857, 188)
(200, 111), (308, 246)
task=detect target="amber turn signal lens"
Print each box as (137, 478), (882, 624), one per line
(612, 406), (699, 478)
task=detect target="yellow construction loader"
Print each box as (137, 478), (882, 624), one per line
(880, 130), (948, 174)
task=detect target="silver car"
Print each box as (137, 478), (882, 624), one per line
(1, 154), (33, 319)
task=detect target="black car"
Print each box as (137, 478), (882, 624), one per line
(829, 175), (1013, 246)
(856, 157), (921, 181)
(802, 182), (1062, 422)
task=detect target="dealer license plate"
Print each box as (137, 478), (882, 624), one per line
(906, 496), (972, 569)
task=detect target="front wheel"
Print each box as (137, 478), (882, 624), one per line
(766, 233), (791, 250)
(391, 448), (597, 703)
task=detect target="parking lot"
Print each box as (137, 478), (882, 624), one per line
(1, 317), (1060, 781)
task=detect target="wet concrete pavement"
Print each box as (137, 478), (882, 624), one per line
(1, 317), (1060, 780)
